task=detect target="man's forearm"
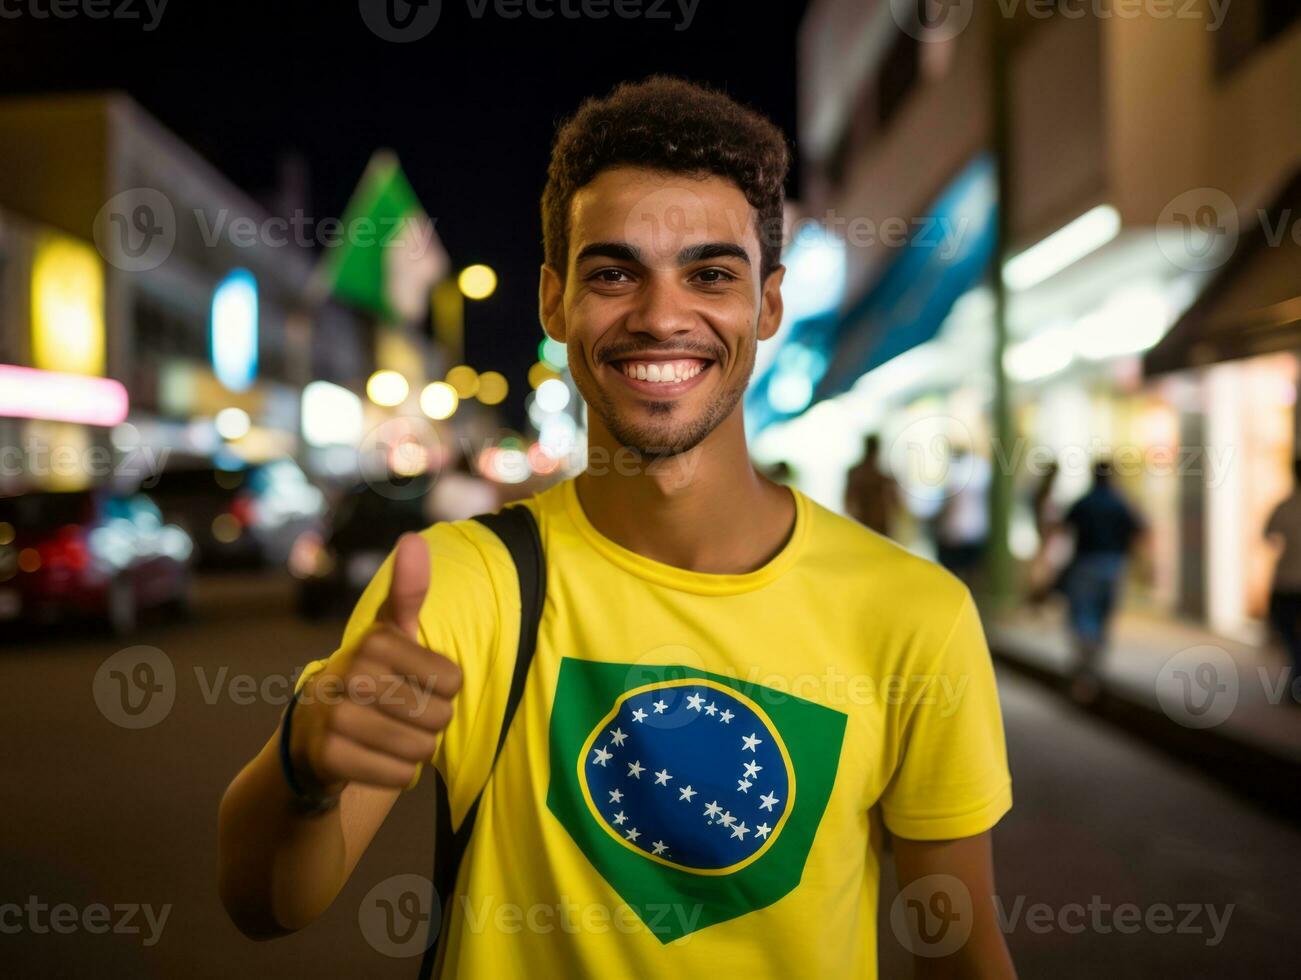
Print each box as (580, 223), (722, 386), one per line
(217, 732), (354, 939)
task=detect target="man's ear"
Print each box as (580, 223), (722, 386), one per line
(539, 263), (567, 342)
(757, 264), (786, 342)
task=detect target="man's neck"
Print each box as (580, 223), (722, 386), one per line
(574, 412), (796, 575)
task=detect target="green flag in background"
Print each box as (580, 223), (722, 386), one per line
(547, 657), (847, 942)
(321, 151), (446, 323)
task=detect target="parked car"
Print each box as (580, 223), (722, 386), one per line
(0, 489), (194, 636)
(147, 458), (325, 569)
(295, 474), (434, 618)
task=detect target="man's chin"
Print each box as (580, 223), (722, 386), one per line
(602, 413), (711, 461)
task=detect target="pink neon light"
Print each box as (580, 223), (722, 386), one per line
(0, 364), (129, 426)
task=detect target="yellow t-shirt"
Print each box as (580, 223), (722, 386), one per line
(313, 477), (1012, 978)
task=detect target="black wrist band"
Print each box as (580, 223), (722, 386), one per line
(279, 686), (340, 815)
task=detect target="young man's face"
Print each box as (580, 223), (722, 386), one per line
(540, 166), (784, 458)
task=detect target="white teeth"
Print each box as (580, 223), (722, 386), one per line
(622, 361), (707, 383)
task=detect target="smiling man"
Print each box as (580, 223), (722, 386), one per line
(219, 76), (1016, 978)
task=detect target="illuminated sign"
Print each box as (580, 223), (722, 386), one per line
(31, 235), (106, 376)
(211, 269), (259, 392)
(0, 364), (128, 426)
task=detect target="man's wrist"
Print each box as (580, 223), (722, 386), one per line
(279, 686), (343, 815)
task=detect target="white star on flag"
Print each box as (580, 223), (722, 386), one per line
(756, 822), (772, 840)
(703, 800), (722, 820)
(686, 692), (705, 711)
(743, 760), (763, 778)
(679, 785), (697, 801)
(609, 727), (628, 746)
(631, 708), (648, 723)
(592, 746), (613, 766)
(704, 702), (718, 716)
(654, 768), (673, 785)
(737, 778), (752, 793)
(759, 791), (780, 811)
(720, 811), (736, 827)
(652, 840), (668, 855)
(741, 733), (762, 751)
(613, 810), (627, 825)
(652, 699), (668, 713)
(627, 760), (645, 779)
(609, 789), (623, 803)
(625, 827), (640, 842)
(719, 709), (734, 723)
(730, 821), (750, 841)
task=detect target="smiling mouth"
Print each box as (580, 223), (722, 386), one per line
(613, 357), (712, 384)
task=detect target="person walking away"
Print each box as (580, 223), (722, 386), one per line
(935, 446), (991, 587)
(844, 434), (899, 537)
(1059, 459), (1145, 702)
(1264, 458), (1301, 706)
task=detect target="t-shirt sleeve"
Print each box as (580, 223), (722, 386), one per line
(878, 591), (1013, 840)
(292, 521), (518, 828)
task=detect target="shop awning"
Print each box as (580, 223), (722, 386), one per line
(1144, 169), (1301, 377)
(748, 154), (997, 433)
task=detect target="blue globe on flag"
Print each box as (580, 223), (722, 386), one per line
(579, 679), (793, 873)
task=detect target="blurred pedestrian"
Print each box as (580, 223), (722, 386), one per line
(844, 434), (898, 537)
(1264, 458), (1301, 705)
(1059, 459), (1145, 702)
(935, 446), (990, 586)
(1026, 460), (1068, 604)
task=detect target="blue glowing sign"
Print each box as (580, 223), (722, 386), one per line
(211, 269), (258, 392)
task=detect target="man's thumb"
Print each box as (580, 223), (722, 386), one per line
(379, 533), (431, 639)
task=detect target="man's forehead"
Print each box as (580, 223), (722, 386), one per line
(569, 167), (759, 259)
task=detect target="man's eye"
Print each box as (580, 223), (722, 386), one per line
(589, 268), (633, 284)
(693, 268), (737, 284)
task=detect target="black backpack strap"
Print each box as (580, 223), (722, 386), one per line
(419, 504), (546, 979)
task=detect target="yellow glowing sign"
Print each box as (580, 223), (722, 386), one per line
(31, 235), (106, 376)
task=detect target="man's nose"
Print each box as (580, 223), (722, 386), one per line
(626, 274), (695, 340)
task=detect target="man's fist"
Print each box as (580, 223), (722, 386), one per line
(289, 534), (462, 793)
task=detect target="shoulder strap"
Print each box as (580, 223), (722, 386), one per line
(419, 504), (545, 979)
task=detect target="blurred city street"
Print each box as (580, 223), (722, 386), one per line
(1, 571), (1295, 978)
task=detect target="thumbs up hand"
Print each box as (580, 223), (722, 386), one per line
(289, 534), (463, 794)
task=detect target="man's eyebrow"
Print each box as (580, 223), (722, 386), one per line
(677, 242), (751, 266)
(575, 242), (644, 264)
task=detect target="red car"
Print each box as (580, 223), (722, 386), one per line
(0, 489), (194, 636)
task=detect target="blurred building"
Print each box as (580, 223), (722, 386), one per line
(0, 93), (422, 496)
(756, 0), (1301, 639)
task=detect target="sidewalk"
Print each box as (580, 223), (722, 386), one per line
(985, 604), (1301, 812)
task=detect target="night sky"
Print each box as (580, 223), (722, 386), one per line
(0, 0), (810, 422)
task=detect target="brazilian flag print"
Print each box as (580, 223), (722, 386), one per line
(546, 657), (848, 942)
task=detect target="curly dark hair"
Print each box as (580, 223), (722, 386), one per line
(542, 76), (791, 280)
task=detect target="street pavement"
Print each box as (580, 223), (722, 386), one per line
(2, 572), (1295, 978)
